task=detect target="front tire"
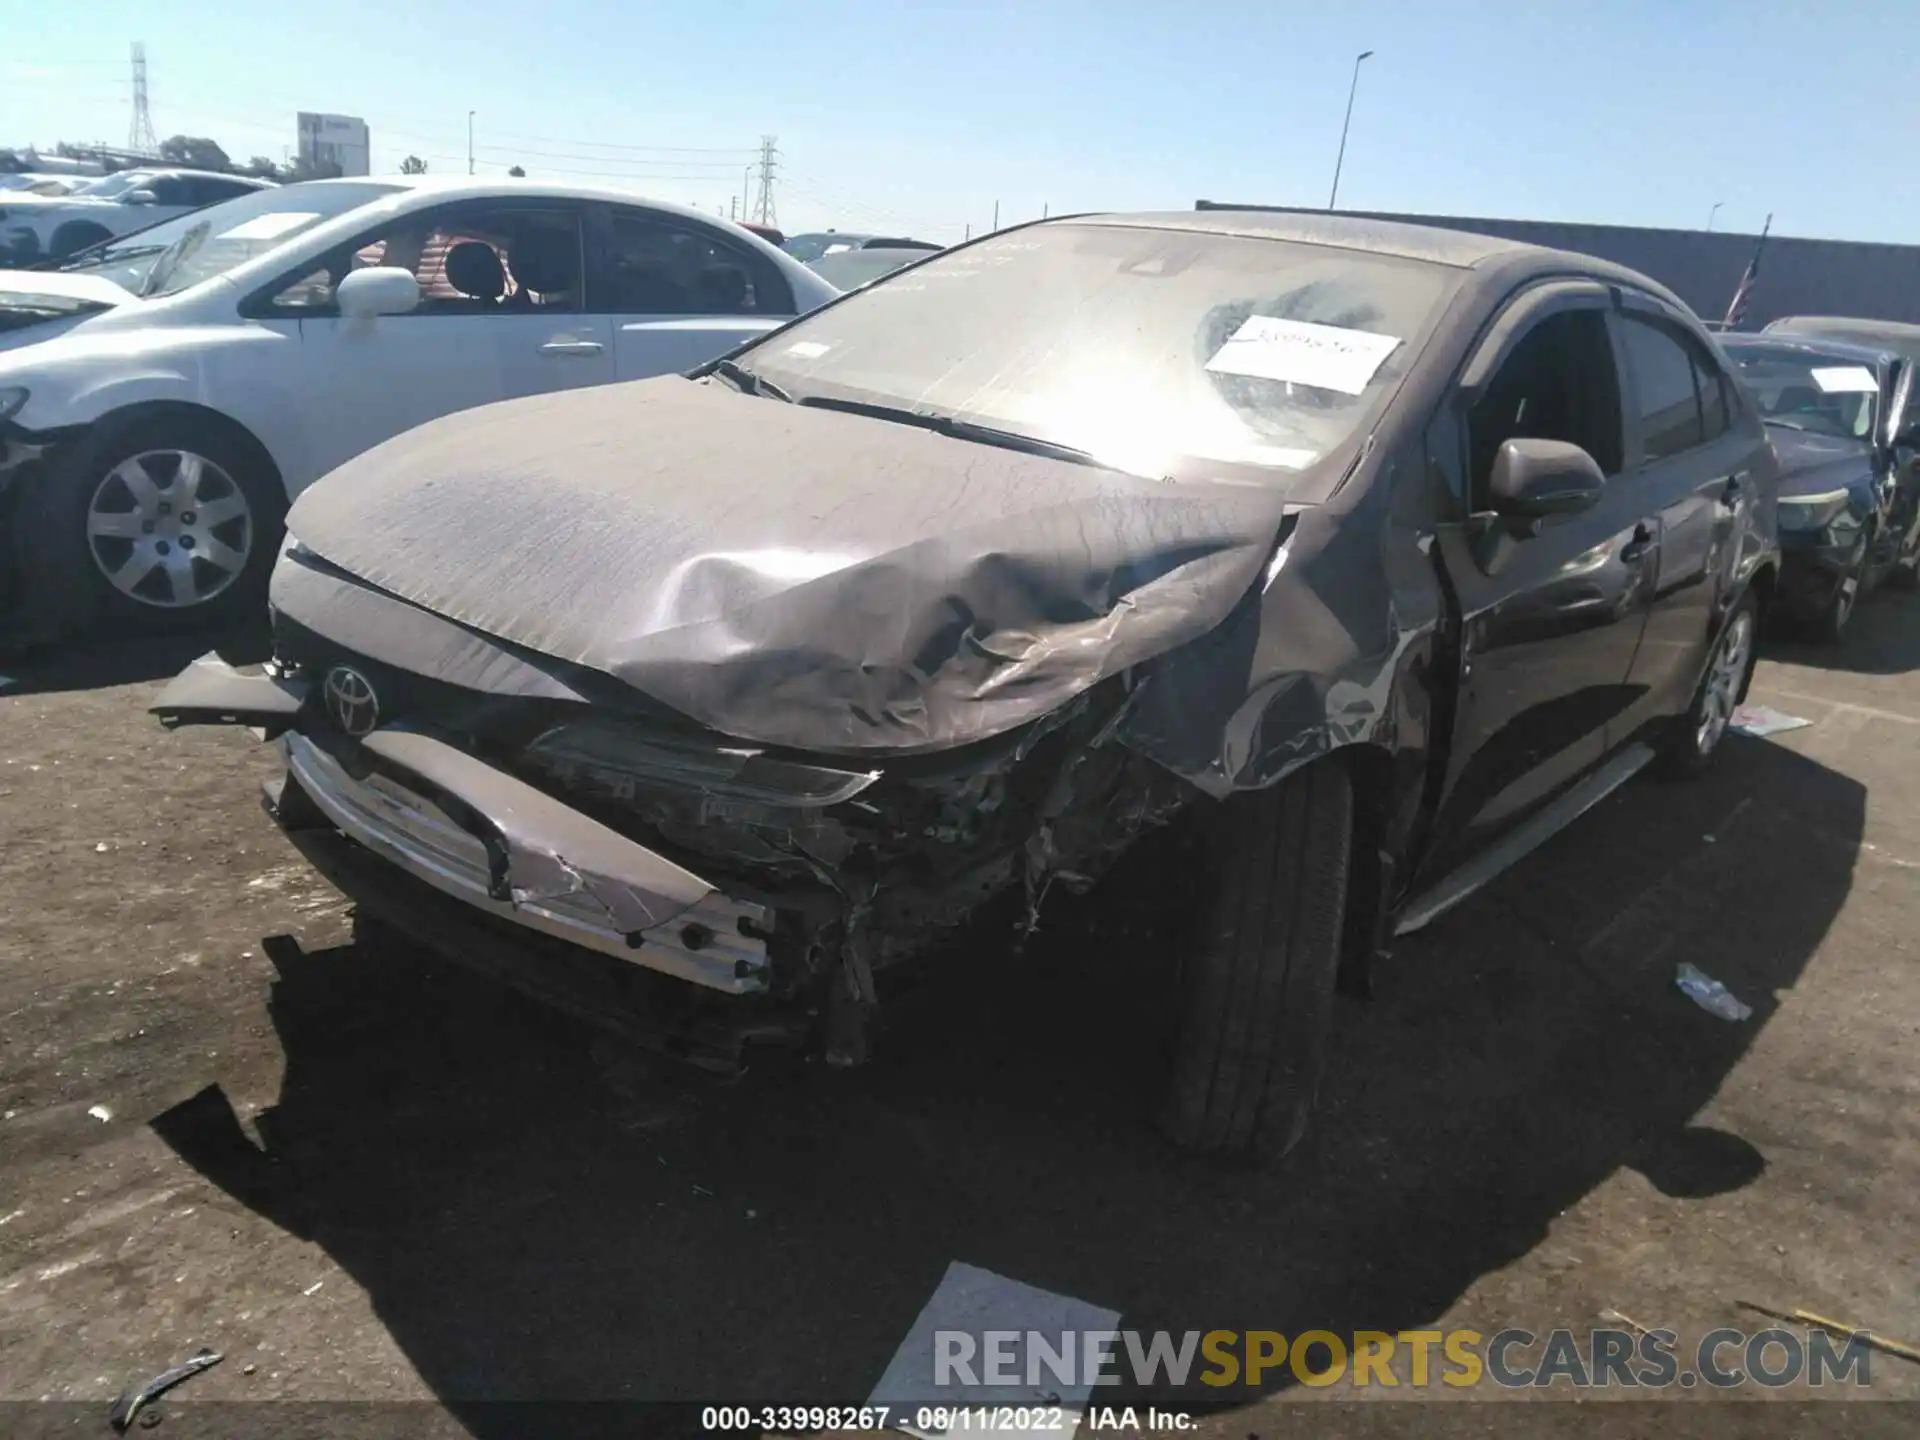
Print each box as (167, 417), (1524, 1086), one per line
(49, 221), (112, 259)
(1160, 760), (1353, 1160)
(1660, 590), (1759, 780)
(36, 413), (286, 635)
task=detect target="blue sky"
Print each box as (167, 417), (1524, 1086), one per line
(3, 1), (1909, 246)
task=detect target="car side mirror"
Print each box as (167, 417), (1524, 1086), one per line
(1488, 437), (1605, 523)
(124, 189), (158, 206)
(336, 266), (421, 320)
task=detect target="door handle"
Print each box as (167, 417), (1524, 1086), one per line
(1620, 523), (1656, 565)
(539, 339), (604, 357)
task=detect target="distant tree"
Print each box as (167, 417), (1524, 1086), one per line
(242, 156), (282, 180)
(160, 134), (231, 171)
(399, 154), (428, 175)
(508, 165), (526, 178)
(285, 156), (344, 183)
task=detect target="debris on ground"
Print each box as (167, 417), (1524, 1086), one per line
(302, 1280), (324, 1296)
(108, 1347), (223, 1432)
(1676, 963), (1754, 1022)
(1730, 704), (1812, 739)
(87, 1104), (112, 1123)
(1600, 1307), (1657, 1337)
(1736, 1299), (1920, 1366)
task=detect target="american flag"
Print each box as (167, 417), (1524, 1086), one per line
(1721, 213), (1773, 330)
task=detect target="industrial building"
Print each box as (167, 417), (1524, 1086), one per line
(1195, 201), (1920, 331)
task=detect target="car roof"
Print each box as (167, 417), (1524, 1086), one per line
(1720, 332), (1895, 366)
(297, 174), (756, 228)
(1765, 315), (1920, 359)
(1080, 209), (1539, 268)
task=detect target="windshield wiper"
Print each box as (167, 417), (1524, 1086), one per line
(710, 358), (792, 403)
(138, 220), (211, 299)
(797, 396), (1102, 467)
(54, 242), (164, 273)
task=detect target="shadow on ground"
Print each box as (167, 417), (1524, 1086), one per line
(1762, 582), (1920, 675)
(150, 731), (1862, 1429)
(1, 618), (270, 698)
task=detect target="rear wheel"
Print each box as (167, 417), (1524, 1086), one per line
(1160, 760), (1353, 1160)
(1660, 589), (1758, 780)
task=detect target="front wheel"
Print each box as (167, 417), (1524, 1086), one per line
(1660, 590), (1759, 780)
(1160, 760), (1353, 1160)
(49, 221), (112, 259)
(35, 414), (286, 636)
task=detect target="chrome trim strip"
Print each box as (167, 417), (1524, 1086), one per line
(284, 734), (769, 994)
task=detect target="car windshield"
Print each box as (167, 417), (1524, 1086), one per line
(781, 232), (868, 263)
(1726, 344), (1880, 441)
(747, 222), (1453, 483)
(57, 183), (403, 296)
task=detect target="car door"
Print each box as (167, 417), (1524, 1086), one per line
(140, 174), (200, 226)
(588, 204), (798, 380)
(268, 198), (614, 489)
(1608, 299), (1755, 735)
(1418, 282), (1659, 879)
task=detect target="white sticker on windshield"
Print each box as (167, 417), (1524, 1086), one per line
(217, 212), (320, 242)
(785, 341), (832, 359)
(1811, 365), (1878, 394)
(1204, 316), (1402, 395)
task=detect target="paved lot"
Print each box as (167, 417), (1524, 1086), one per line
(1, 596), (1917, 1437)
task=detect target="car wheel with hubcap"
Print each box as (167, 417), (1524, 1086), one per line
(1660, 589), (1758, 780)
(49, 221), (112, 259)
(38, 415), (286, 635)
(1818, 523), (1874, 644)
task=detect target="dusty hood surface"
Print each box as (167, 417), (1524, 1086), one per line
(283, 377), (1290, 754)
(0, 269), (139, 308)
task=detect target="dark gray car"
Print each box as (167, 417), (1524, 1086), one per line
(154, 212), (1781, 1160)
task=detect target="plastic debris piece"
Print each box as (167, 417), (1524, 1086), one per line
(1736, 1300), (1920, 1366)
(87, 1105), (112, 1123)
(1730, 704), (1812, 739)
(302, 1280), (324, 1296)
(1676, 963), (1754, 1022)
(95, 842), (110, 853)
(108, 1348), (222, 1433)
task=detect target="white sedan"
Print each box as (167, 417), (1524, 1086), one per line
(0, 177), (838, 636)
(1, 168), (276, 263)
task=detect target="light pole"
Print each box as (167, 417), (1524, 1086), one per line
(1707, 201), (1723, 232)
(467, 110), (475, 175)
(1328, 49), (1374, 210)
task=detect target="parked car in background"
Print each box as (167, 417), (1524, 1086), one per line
(780, 230), (941, 263)
(739, 221), (785, 247)
(1, 169), (276, 263)
(0, 177), (837, 647)
(1721, 333), (1920, 638)
(156, 211), (1778, 1163)
(0, 174), (89, 198)
(805, 244), (938, 291)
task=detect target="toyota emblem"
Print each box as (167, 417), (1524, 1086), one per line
(323, 666), (380, 737)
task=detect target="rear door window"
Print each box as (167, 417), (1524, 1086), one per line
(1619, 313), (1707, 461)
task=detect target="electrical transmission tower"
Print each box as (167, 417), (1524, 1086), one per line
(128, 42), (158, 154)
(752, 135), (779, 227)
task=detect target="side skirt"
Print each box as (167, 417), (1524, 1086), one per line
(1393, 741), (1657, 937)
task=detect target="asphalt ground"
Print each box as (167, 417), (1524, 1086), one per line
(1, 592), (1917, 1438)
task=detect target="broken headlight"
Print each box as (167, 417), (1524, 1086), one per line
(523, 718), (881, 808)
(1776, 489), (1852, 532)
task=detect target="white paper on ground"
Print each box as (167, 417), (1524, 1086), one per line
(1730, 703), (1812, 738)
(218, 211), (321, 242)
(1810, 365), (1878, 395)
(867, 1260), (1121, 1438)
(1204, 316), (1402, 395)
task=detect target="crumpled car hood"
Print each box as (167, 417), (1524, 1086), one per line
(1766, 425), (1872, 498)
(282, 376), (1292, 754)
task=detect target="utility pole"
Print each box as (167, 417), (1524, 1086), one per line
(742, 166), (752, 223)
(467, 111), (475, 174)
(128, 42), (157, 155)
(1707, 201), (1723, 232)
(1328, 49), (1374, 210)
(752, 135), (779, 227)
(992, 200), (999, 231)
(964, 223), (971, 241)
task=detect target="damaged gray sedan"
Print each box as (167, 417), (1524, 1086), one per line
(154, 211), (1779, 1158)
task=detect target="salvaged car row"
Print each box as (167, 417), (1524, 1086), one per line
(5, 181), (1916, 1160)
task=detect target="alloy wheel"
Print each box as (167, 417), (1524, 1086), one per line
(85, 450), (254, 609)
(1694, 609), (1753, 756)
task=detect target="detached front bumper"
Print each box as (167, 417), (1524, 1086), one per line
(153, 654), (773, 995)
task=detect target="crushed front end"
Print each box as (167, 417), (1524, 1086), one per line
(154, 621), (1196, 1072)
